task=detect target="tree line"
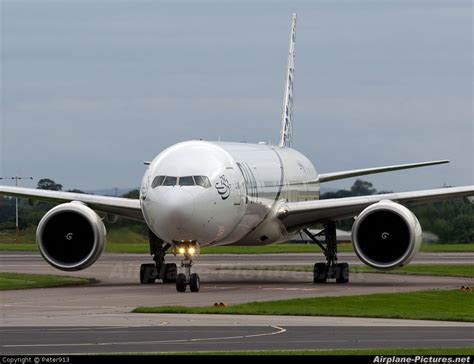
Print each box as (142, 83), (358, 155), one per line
(320, 180), (473, 243)
(0, 178), (472, 243)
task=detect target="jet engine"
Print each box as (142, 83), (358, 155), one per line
(36, 202), (106, 271)
(351, 200), (422, 270)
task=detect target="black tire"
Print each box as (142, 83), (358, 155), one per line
(189, 273), (200, 292)
(163, 263), (177, 283)
(336, 263), (349, 284)
(313, 263), (328, 284)
(140, 263), (156, 284)
(176, 273), (187, 292)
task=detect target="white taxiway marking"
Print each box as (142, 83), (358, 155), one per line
(2, 325), (286, 348)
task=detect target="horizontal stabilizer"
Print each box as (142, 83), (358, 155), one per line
(317, 160), (449, 183)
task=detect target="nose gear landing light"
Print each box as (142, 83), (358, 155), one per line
(174, 241), (201, 293)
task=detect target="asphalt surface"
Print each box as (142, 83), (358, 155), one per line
(3, 251), (473, 268)
(2, 251), (472, 284)
(1, 252), (473, 353)
(1, 326), (473, 354)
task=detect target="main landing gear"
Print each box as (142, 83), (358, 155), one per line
(175, 242), (200, 293)
(303, 221), (349, 284)
(140, 230), (177, 284)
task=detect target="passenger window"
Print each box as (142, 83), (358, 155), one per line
(162, 176), (177, 186)
(179, 176), (195, 186)
(194, 176), (211, 188)
(151, 176), (165, 188)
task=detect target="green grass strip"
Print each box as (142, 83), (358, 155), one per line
(356, 264), (473, 277)
(217, 264), (474, 278)
(115, 347), (474, 355)
(1, 242), (473, 254)
(134, 289), (474, 322)
(0, 272), (92, 290)
(421, 244), (474, 253)
(0, 243), (37, 251)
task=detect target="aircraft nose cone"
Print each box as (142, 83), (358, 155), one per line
(155, 187), (194, 241)
(157, 188), (194, 226)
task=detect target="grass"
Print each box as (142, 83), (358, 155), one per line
(217, 264), (474, 278)
(182, 242), (474, 254)
(350, 264), (474, 277)
(1, 242), (473, 254)
(0, 242), (351, 254)
(201, 243), (355, 254)
(0, 227), (472, 253)
(134, 289), (474, 322)
(0, 272), (92, 290)
(203, 242), (474, 254)
(123, 348), (474, 355)
(421, 244), (474, 253)
(0, 243), (38, 251)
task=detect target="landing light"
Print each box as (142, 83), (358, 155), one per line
(174, 241), (200, 257)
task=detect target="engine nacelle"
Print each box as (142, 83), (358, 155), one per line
(351, 200), (422, 270)
(36, 202), (106, 271)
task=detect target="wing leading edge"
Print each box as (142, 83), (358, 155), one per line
(278, 185), (474, 231)
(0, 186), (143, 221)
(317, 160), (449, 183)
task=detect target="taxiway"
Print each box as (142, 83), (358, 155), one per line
(1, 252), (472, 353)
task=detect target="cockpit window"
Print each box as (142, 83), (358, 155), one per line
(151, 175), (165, 188)
(179, 176), (195, 186)
(194, 175), (211, 188)
(152, 175), (210, 188)
(162, 176), (177, 186)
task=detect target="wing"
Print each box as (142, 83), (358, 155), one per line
(317, 160), (449, 183)
(278, 185), (474, 231)
(0, 186), (143, 221)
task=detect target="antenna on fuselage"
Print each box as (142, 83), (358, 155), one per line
(278, 13), (297, 148)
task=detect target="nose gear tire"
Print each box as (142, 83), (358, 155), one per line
(189, 273), (200, 292)
(176, 273), (187, 292)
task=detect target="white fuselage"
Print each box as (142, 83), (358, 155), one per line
(140, 141), (319, 247)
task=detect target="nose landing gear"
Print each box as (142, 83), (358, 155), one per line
(175, 241), (200, 293)
(176, 254), (200, 292)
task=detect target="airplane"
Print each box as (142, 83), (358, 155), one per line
(1, 13), (472, 293)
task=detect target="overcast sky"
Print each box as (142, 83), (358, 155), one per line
(1, 0), (472, 193)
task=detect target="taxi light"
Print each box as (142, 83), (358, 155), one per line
(188, 247), (196, 255)
(179, 247), (186, 255)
